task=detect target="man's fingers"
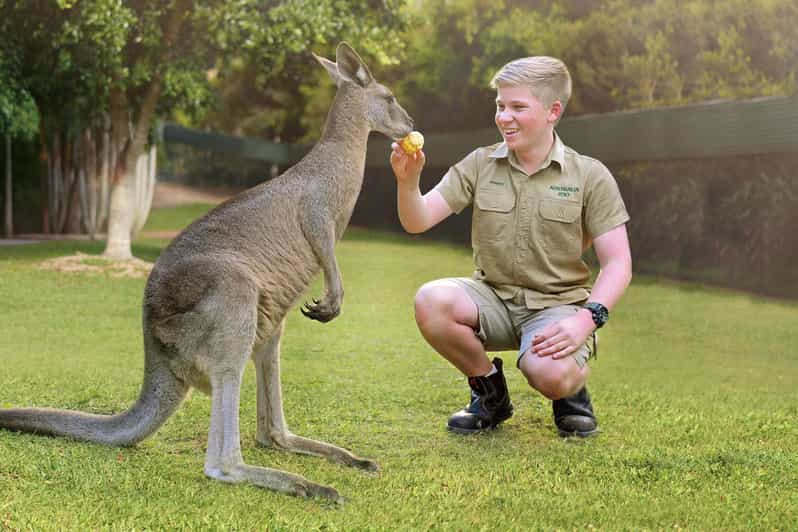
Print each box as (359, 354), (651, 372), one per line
(534, 337), (570, 357)
(534, 324), (561, 342)
(550, 344), (577, 360)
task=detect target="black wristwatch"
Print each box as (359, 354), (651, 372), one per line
(583, 302), (609, 329)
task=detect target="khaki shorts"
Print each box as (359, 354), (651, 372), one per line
(447, 277), (595, 369)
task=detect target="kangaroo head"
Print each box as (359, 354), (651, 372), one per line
(314, 42), (415, 140)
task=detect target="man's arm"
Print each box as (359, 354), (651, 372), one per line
(532, 224), (632, 359)
(584, 223), (633, 311)
(390, 144), (453, 234)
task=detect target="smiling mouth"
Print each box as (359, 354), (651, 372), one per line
(502, 129), (520, 138)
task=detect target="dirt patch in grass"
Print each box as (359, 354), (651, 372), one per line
(39, 252), (153, 279)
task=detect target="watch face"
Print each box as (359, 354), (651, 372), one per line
(587, 303), (608, 327)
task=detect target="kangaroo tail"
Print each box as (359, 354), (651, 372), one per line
(0, 348), (189, 447)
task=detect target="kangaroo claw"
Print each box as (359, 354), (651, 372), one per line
(301, 300), (340, 322)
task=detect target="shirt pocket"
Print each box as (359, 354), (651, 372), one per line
(538, 199), (582, 256)
(475, 190), (515, 239)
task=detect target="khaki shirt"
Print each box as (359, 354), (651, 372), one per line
(435, 133), (630, 309)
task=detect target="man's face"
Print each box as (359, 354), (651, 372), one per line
(494, 85), (561, 153)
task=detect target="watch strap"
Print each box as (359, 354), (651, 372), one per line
(584, 302), (609, 328)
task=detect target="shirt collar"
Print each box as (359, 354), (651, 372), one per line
(489, 132), (566, 174)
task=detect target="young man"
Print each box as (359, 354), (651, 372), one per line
(390, 56), (632, 437)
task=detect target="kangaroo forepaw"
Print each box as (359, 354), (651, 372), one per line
(300, 297), (341, 322)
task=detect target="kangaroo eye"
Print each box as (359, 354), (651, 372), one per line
(385, 95), (396, 104)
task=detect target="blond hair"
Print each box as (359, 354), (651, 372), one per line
(490, 56), (572, 113)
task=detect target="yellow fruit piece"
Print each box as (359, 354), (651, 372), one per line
(400, 131), (424, 154)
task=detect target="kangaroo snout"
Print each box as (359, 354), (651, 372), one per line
(387, 112), (415, 141)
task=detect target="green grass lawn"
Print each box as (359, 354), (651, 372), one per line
(1, 205), (797, 531)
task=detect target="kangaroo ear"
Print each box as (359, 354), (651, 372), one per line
(313, 53), (342, 85)
(335, 42), (374, 88)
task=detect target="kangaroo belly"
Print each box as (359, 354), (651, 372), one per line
(254, 257), (319, 342)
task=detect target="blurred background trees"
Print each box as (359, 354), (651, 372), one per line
(0, 51), (39, 238)
(0, 0), (410, 256)
(145, 0), (798, 143)
(3, 0), (795, 189)
(1, 0), (796, 278)
(3, 0), (796, 160)
(387, 0), (797, 134)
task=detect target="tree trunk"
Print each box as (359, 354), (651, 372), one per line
(98, 114), (111, 232)
(64, 137), (82, 234)
(39, 123), (50, 234)
(98, 139), (156, 257)
(104, 175), (136, 259)
(132, 144), (157, 236)
(102, 0), (191, 259)
(4, 134), (11, 238)
(102, 86), (161, 260)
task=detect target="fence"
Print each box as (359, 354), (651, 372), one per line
(161, 95), (798, 299)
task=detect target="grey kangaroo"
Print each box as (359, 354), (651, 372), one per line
(0, 42), (415, 502)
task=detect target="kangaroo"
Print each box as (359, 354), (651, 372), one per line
(0, 42), (415, 502)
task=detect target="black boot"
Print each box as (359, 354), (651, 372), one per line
(552, 386), (599, 438)
(447, 357), (513, 434)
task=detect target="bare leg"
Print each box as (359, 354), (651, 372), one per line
(518, 350), (589, 400)
(414, 281), (492, 376)
(253, 320), (377, 471)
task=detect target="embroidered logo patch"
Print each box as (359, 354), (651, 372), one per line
(550, 185), (580, 198)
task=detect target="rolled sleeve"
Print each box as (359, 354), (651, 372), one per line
(583, 161), (630, 238)
(433, 149), (480, 214)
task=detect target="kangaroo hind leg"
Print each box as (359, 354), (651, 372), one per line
(253, 319), (378, 472)
(199, 289), (341, 501)
(204, 366), (340, 502)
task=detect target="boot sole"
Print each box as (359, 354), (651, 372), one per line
(557, 426), (600, 438)
(447, 424), (499, 435)
(446, 412), (513, 435)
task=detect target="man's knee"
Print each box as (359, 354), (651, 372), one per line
(519, 352), (586, 400)
(414, 282), (457, 327)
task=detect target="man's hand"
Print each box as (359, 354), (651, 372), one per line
(390, 142), (425, 187)
(532, 309), (595, 359)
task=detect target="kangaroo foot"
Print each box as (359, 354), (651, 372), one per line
(205, 462), (343, 503)
(256, 432), (379, 472)
(300, 296), (341, 322)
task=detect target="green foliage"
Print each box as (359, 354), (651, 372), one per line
(0, 0), (410, 144)
(200, 0), (411, 142)
(619, 31), (683, 106)
(0, 0), (133, 131)
(372, 0), (798, 133)
(3, 0), (797, 144)
(0, 219), (797, 529)
(0, 53), (38, 138)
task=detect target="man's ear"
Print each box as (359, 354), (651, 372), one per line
(313, 53), (342, 86)
(548, 100), (564, 123)
(335, 42), (374, 88)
